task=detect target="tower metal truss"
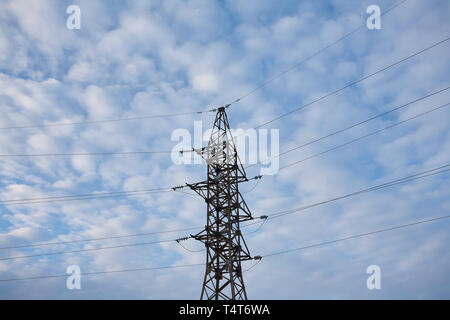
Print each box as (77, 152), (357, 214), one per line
(187, 106), (254, 300)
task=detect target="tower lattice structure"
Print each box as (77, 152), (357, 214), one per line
(187, 106), (254, 300)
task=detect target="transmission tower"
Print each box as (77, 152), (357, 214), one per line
(187, 106), (254, 300)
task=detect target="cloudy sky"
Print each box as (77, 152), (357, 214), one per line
(0, 0), (449, 299)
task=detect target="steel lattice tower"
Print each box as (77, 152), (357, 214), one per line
(187, 106), (254, 300)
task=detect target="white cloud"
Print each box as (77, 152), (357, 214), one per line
(191, 73), (219, 92)
(0, 0), (449, 299)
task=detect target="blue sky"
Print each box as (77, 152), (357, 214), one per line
(0, 0), (449, 299)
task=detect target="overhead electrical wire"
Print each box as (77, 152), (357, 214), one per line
(242, 178), (261, 194)
(194, 100), (449, 182)
(252, 37), (450, 129)
(0, 108), (217, 131)
(2, 0), (449, 286)
(0, 175), (261, 206)
(261, 214), (450, 258)
(0, 263), (204, 282)
(243, 218), (267, 236)
(2, 164), (447, 259)
(0, 2), (416, 160)
(0, 189), (173, 206)
(181, 37), (450, 154)
(4, 39), (448, 159)
(0, 2), (446, 263)
(244, 86), (450, 170)
(0, 150), (172, 157)
(175, 240), (205, 253)
(4, 89), (447, 160)
(276, 102), (450, 172)
(1, 102), (447, 247)
(0, 238), (177, 261)
(224, 0), (410, 107)
(0, 226), (202, 251)
(1, 186), (171, 203)
(243, 164), (450, 228)
(0, 0), (409, 136)
(2, 212), (448, 283)
(243, 259), (262, 272)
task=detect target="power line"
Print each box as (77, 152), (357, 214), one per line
(1, 186), (170, 203)
(266, 166), (450, 221)
(176, 239), (205, 253)
(243, 259), (262, 272)
(276, 102), (450, 172)
(0, 175), (260, 206)
(0, 226), (201, 250)
(8, 156), (443, 254)
(244, 87), (450, 170)
(2, 213), (448, 283)
(262, 214), (450, 258)
(225, 0), (409, 106)
(182, 165), (450, 245)
(0, 263), (204, 282)
(0, 238), (176, 261)
(181, 96), (449, 189)
(0, 1), (408, 137)
(241, 164), (450, 230)
(182, 37), (450, 155)
(1, 165), (447, 262)
(0, 189), (173, 206)
(0, 108), (217, 131)
(4, 95), (441, 207)
(252, 36), (450, 129)
(242, 178), (261, 194)
(1, 100), (447, 257)
(0, 150), (172, 157)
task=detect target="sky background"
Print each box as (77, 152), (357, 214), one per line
(0, 0), (449, 299)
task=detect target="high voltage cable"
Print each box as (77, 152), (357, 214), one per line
(267, 166), (450, 221)
(0, 189), (173, 206)
(2, 213), (448, 283)
(176, 240), (205, 253)
(0, 151), (172, 157)
(4, 88), (446, 160)
(241, 164), (450, 228)
(0, 263), (204, 282)
(0, 226), (201, 250)
(225, 0), (409, 106)
(252, 37), (450, 129)
(1, 186), (170, 202)
(5, 39), (447, 159)
(244, 87), (450, 170)
(276, 102), (450, 172)
(243, 259), (262, 272)
(5, 81), (444, 252)
(1, 0), (407, 159)
(197, 100), (449, 182)
(0, 238), (177, 261)
(2, 165), (447, 258)
(261, 214), (450, 258)
(5, 0), (449, 286)
(0, 0), (409, 136)
(177, 93), (447, 192)
(0, 108), (217, 131)
(181, 37), (450, 154)
(0, 175), (260, 206)
(3, 103), (445, 246)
